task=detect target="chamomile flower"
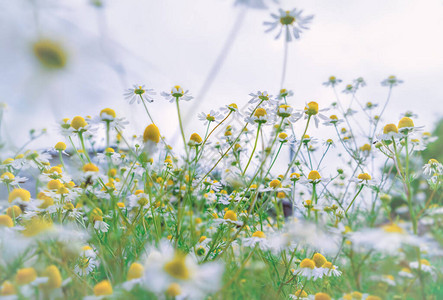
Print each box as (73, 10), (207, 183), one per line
(292, 258), (317, 279)
(124, 84), (155, 104)
(220, 103), (242, 117)
(323, 76), (342, 87)
(397, 117), (423, 135)
(0, 172), (27, 186)
(348, 223), (420, 255)
(381, 75), (403, 87)
(242, 230), (271, 250)
(378, 123), (403, 141)
(248, 91), (273, 104)
(122, 263), (145, 291)
(319, 261), (342, 278)
(423, 159), (443, 176)
(213, 210), (243, 226)
(322, 114), (343, 126)
(84, 280), (113, 300)
(409, 259), (436, 275)
(353, 77), (366, 88)
(245, 107), (271, 125)
(198, 110), (223, 125)
(342, 84), (356, 94)
(142, 240), (224, 300)
(302, 101), (329, 128)
(289, 289), (309, 299)
(264, 8), (314, 42)
(161, 85), (193, 102)
(349, 172), (376, 186)
(277, 88), (294, 100)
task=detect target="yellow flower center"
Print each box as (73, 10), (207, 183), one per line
(127, 263), (144, 280)
(315, 293), (332, 300)
(360, 144), (371, 151)
(32, 39), (67, 69)
(83, 163), (99, 172)
(280, 11), (295, 25)
(224, 210), (238, 221)
(1, 172), (15, 181)
(100, 108), (116, 119)
(16, 268), (37, 285)
(308, 170), (321, 181)
(70, 116), (88, 130)
(0, 215), (13, 227)
(366, 296), (382, 300)
(41, 265), (62, 290)
(166, 283), (182, 297)
(312, 253), (327, 268)
(93, 280), (113, 296)
(254, 108), (267, 118)
(383, 123), (398, 134)
(22, 217), (53, 237)
(329, 115), (338, 120)
(382, 223), (404, 234)
(305, 101), (319, 115)
(420, 259), (430, 266)
(143, 124), (161, 144)
(0, 281), (15, 296)
(54, 142), (67, 151)
(294, 289), (308, 297)
(190, 133), (202, 144)
(252, 230), (266, 238)
(164, 254), (190, 280)
(6, 205), (22, 218)
(8, 188), (31, 203)
(398, 117), (414, 129)
(300, 258), (315, 269)
(47, 179), (63, 190)
(269, 179), (281, 189)
(357, 173), (372, 181)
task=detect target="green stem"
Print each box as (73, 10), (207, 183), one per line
(176, 98), (189, 160)
(243, 124), (261, 175)
(345, 184), (364, 215)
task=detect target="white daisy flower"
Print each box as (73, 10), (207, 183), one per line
(322, 76), (342, 87)
(161, 85), (193, 103)
(142, 240), (224, 300)
(264, 8), (314, 42)
(381, 75), (403, 87)
(242, 230), (271, 250)
(124, 84), (155, 104)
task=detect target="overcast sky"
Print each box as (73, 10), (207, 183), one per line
(0, 0), (442, 151)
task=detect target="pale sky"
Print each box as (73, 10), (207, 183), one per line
(0, 0), (442, 152)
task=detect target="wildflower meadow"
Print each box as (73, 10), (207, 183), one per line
(0, 1), (442, 300)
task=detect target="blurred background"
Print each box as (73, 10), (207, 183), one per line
(0, 0), (442, 153)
